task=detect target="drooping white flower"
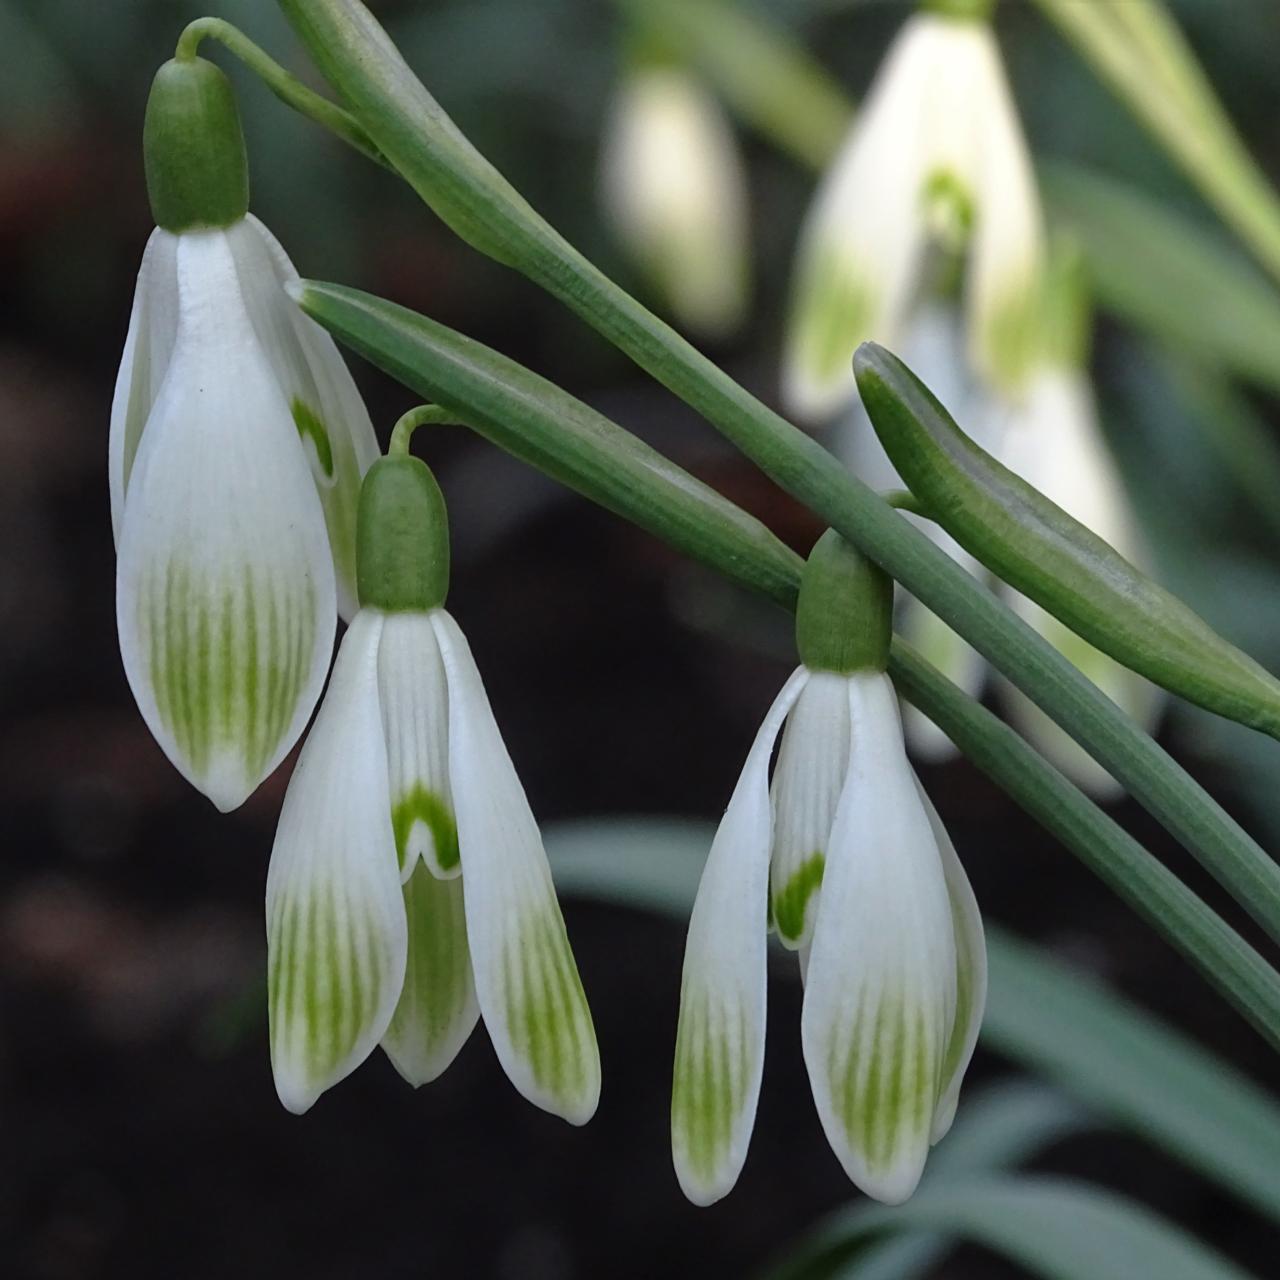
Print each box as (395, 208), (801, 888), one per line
(267, 456), (599, 1120)
(784, 10), (1042, 420)
(112, 57), (378, 811)
(997, 366), (1161, 796)
(601, 63), (750, 339)
(672, 663), (985, 1207)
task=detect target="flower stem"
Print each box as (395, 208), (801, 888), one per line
(388, 403), (457, 456)
(174, 17), (390, 169)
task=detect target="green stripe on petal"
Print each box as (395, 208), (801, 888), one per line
(802, 672), (956, 1204)
(377, 612), (456, 880)
(431, 608), (600, 1124)
(267, 610), (407, 1113)
(115, 227), (336, 812)
(672, 667), (809, 1206)
(381, 861), (478, 1085)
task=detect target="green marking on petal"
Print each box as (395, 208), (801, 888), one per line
(672, 985), (751, 1188)
(292, 397), (335, 481)
(772, 851), (825, 945)
(390, 784), (459, 875)
(501, 900), (596, 1109)
(791, 244), (875, 390)
(827, 985), (937, 1177)
(140, 559), (316, 786)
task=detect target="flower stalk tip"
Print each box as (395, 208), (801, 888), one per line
(356, 454), (450, 613)
(796, 530), (893, 675)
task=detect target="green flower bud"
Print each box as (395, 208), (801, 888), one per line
(796, 530), (893, 674)
(144, 57), (249, 233)
(357, 455), (450, 612)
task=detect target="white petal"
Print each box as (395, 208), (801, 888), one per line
(801, 672), (956, 1205)
(911, 775), (986, 1144)
(782, 15), (942, 421)
(381, 861), (479, 1086)
(377, 612), (456, 881)
(769, 671), (851, 949)
(672, 666), (809, 1206)
(226, 216), (380, 620)
(109, 227), (179, 544)
(115, 229), (336, 812)
(600, 66), (750, 339)
(964, 24), (1043, 392)
(430, 609), (600, 1124)
(266, 610), (407, 1113)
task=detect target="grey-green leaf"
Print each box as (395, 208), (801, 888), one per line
(854, 341), (1280, 740)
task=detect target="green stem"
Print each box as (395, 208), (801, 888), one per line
(293, 279), (1280, 1050)
(175, 17), (389, 169)
(277, 0), (1280, 948)
(388, 403), (457, 456)
(1030, 0), (1280, 288)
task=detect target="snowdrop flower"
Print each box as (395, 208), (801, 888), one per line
(784, 3), (1042, 420)
(267, 444), (600, 1120)
(672, 532), (986, 1206)
(601, 62), (750, 339)
(997, 255), (1160, 795)
(110, 57), (378, 810)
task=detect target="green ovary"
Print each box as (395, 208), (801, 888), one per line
(829, 986), (936, 1174)
(143, 561), (314, 782)
(502, 903), (597, 1105)
(672, 986), (750, 1184)
(391, 785), (459, 874)
(772, 852), (825, 945)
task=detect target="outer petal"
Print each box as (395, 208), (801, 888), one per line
(769, 670), (850, 949)
(266, 610), (407, 1114)
(109, 227), (179, 543)
(801, 672), (956, 1205)
(600, 66), (750, 339)
(782, 15), (939, 420)
(911, 776), (987, 1144)
(430, 609), (600, 1124)
(227, 216), (380, 620)
(116, 229), (336, 812)
(377, 612), (457, 881)
(965, 23), (1043, 393)
(381, 861), (479, 1086)
(673, 667), (809, 1206)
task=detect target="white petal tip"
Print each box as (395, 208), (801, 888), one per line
(675, 1168), (734, 1209)
(273, 1073), (321, 1117)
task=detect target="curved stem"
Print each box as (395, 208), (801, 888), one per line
(388, 403), (458, 456)
(174, 17), (390, 169)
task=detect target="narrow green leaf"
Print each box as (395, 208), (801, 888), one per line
(771, 1176), (1260, 1280)
(854, 341), (1280, 748)
(1042, 163), (1280, 397)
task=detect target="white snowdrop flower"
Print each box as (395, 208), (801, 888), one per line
(111, 57), (378, 810)
(267, 452), (600, 1121)
(601, 62), (750, 339)
(672, 532), (986, 1206)
(784, 6), (1042, 420)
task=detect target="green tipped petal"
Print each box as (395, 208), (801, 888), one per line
(431, 609), (600, 1124)
(266, 611), (407, 1113)
(381, 862), (478, 1085)
(673, 667), (808, 1205)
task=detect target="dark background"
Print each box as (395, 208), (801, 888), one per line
(2, 1), (1279, 1276)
